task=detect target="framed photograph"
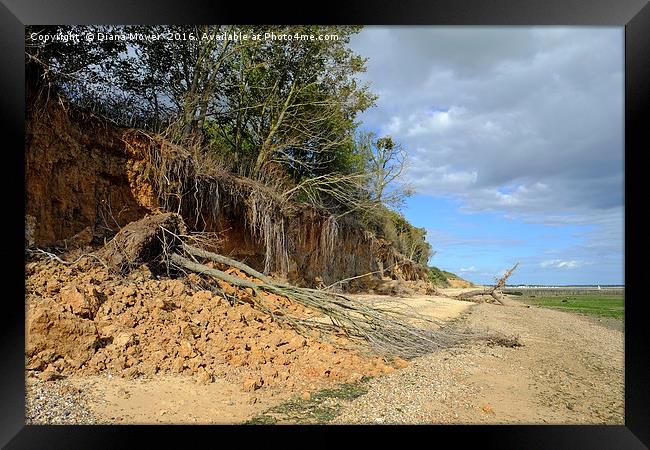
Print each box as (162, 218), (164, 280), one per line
(3, 0), (648, 447)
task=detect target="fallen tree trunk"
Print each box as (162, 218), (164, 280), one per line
(450, 262), (520, 305)
(455, 289), (504, 305)
(173, 245), (487, 358)
(93, 213), (478, 358)
(170, 250), (467, 359)
(181, 244), (274, 284)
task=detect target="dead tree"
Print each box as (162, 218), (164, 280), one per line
(91, 213), (474, 358)
(451, 263), (520, 305)
(170, 246), (465, 358)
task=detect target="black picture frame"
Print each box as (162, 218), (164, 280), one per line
(2, 0), (648, 448)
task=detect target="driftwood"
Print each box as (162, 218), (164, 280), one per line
(450, 263), (520, 305)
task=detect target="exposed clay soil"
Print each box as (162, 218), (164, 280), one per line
(25, 88), (428, 289)
(25, 255), (402, 410)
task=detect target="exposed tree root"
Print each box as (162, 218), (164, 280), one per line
(25, 248), (108, 269)
(82, 213), (500, 359)
(96, 212), (187, 273)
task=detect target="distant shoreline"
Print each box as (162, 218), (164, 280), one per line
(505, 285), (624, 289)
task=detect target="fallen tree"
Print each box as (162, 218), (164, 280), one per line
(93, 213), (473, 359)
(448, 262), (520, 306)
(174, 243), (479, 358)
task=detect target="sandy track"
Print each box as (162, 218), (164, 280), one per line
(348, 294), (473, 323)
(335, 295), (624, 424)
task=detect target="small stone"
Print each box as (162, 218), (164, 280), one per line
(26, 358), (47, 371)
(229, 354), (248, 367)
(392, 357), (409, 369)
(243, 376), (263, 392)
(122, 286), (137, 298)
(178, 340), (195, 359)
(113, 332), (136, 349)
(171, 357), (185, 373)
(59, 285), (100, 319)
(196, 368), (213, 384)
(301, 392), (311, 401)
(38, 370), (62, 382)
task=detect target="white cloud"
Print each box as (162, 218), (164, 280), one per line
(459, 266), (477, 273)
(383, 116), (402, 135)
(405, 109), (457, 136)
(540, 259), (584, 269)
(410, 164), (478, 192)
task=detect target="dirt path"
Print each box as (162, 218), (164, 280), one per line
(335, 295), (624, 424)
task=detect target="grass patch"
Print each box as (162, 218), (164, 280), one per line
(246, 376), (372, 425)
(516, 293), (624, 319)
(427, 266), (473, 288)
(487, 333), (523, 348)
(427, 266), (450, 287)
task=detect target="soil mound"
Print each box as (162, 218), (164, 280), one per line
(26, 256), (401, 393)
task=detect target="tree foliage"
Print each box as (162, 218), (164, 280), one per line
(363, 207), (432, 266)
(26, 25), (433, 267)
(355, 131), (413, 210)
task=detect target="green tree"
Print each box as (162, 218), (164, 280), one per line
(26, 25), (433, 265)
(208, 25), (376, 178)
(25, 25), (129, 110)
(355, 132), (413, 209)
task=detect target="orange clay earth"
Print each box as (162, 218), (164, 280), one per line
(25, 255), (405, 411)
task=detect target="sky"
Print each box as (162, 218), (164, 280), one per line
(348, 27), (624, 286)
